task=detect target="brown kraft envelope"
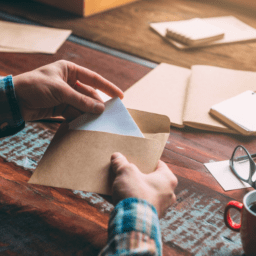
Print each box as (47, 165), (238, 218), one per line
(29, 109), (170, 195)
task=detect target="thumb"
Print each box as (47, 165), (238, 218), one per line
(110, 152), (129, 174)
(155, 160), (169, 172)
(61, 81), (105, 114)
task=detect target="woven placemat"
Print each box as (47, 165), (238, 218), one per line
(0, 122), (57, 171)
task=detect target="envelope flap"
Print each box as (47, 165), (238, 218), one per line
(128, 109), (170, 134)
(128, 109), (170, 153)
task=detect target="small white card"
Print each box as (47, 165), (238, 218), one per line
(204, 160), (250, 191)
(69, 97), (144, 138)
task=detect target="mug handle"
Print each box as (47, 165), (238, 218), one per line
(224, 201), (243, 232)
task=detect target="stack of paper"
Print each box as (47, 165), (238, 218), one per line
(150, 16), (256, 50)
(0, 20), (72, 54)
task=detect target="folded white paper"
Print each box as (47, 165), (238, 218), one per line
(69, 97), (144, 138)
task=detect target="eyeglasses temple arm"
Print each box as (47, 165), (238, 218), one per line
(252, 180), (256, 189)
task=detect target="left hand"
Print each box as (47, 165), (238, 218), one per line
(13, 60), (124, 121)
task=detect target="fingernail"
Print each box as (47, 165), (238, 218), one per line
(111, 152), (123, 161)
(93, 102), (105, 113)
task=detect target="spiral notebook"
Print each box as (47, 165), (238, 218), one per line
(150, 16), (256, 50)
(165, 18), (225, 46)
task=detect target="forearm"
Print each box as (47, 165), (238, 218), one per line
(99, 198), (162, 256)
(0, 75), (25, 137)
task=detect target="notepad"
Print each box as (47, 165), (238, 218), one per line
(165, 18), (225, 46)
(210, 90), (256, 135)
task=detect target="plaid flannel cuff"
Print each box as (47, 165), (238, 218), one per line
(0, 75), (25, 137)
(107, 198), (162, 255)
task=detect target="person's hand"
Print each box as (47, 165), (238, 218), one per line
(13, 60), (124, 121)
(110, 152), (178, 218)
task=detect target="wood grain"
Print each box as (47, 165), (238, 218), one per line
(1, 0), (256, 71)
(0, 122), (244, 255)
(0, 16), (252, 253)
(0, 40), (194, 255)
(0, 157), (108, 255)
(0, 40), (151, 91)
(207, 0), (256, 13)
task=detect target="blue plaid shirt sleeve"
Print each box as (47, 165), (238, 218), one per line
(99, 198), (162, 256)
(0, 75), (25, 137)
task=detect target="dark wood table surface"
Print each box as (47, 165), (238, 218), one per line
(1, 0), (256, 70)
(1, 2), (256, 255)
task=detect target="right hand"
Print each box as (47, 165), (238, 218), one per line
(110, 152), (178, 218)
(13, 60), (124, 121)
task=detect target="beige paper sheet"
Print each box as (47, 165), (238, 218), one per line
(122, 63), (191, 128)
(29, 110), (170, 195)
(150, 16), (256, 50)
(0, 20), (71, 54)
(0, 46), (37, 53)
(122, 62), (256, 134)
(183, 65), (256, 132)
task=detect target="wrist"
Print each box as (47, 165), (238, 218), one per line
(110, 197), (159, 234)
(108, 197), (162, 255)
(115, 197), (158, 215)
(0, 75), (25, 137)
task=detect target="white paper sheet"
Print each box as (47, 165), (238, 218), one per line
(204, 160), (250, 191)
(69, 97), (144, 138)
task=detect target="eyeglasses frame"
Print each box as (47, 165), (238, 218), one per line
(229, 145), (256, 189)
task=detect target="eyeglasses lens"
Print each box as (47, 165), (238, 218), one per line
(233, 146), (250, 180)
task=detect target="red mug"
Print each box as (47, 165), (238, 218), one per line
(224, 190), (256, 256)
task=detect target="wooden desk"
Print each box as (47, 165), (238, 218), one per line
(1, 9), (256, 256)
(0, 41), (254, 256)
(1, 0), (256, 71)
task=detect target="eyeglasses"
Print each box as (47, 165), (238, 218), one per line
(230, 145), (256, 189)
